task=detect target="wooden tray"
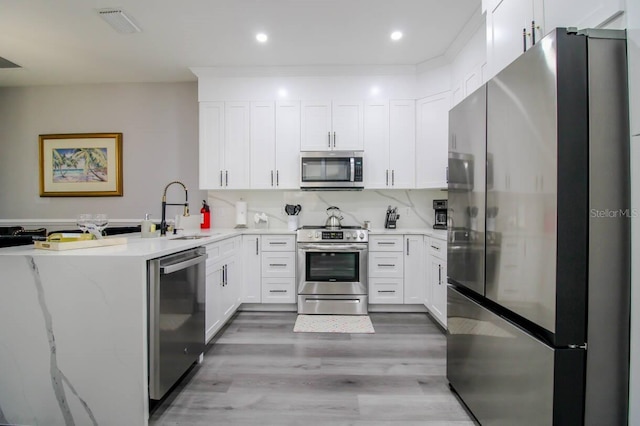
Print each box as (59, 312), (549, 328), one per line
(34, 237), (127, 251)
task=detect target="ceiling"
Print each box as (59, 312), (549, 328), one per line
(0, 0), (480, 87)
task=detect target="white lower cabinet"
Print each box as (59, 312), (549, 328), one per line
(369, 278), (404, 304)
(205, 236), (241, 342)
(242, 235), (262, 303)
(261, 235), (296, 303)
(403, 235), (425, 304)
(368, 235), (404, 304)
(428, 236), (447, 328)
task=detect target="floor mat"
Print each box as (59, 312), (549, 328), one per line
(293, 314), (375, 333)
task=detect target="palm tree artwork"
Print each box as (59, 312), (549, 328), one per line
(52, 147), (108, 183)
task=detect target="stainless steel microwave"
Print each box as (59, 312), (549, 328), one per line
(300, 151), (364, 190)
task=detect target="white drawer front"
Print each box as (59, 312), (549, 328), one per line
(262, 278), (296, 303)
(206, 236), (239, 261)
(261, 252), (296, 277)
(429, 238), (446, 260)
(261, 235), (296, 251)
(369, 278), (404, 304)
(369, 252), (404, 278)
(369, 235), (404, 251)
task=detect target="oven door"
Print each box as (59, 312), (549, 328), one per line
(297, 243), (368, 295)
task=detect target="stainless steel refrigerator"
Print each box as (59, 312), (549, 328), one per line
(446, 28), (630, 425)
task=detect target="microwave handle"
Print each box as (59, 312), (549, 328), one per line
(350, 158), (355, 182)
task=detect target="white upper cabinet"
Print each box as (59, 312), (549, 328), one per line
(488, 0), (545, 79)
(301, 100), (364, 151)
(200, 101), (250, 190)
(224, 102), (251, 189)
(364, 100), (415, 189)
(364, 100), (390, 188)
(199, 101), (224, 190)
(389, 100), (416, 188)
(250, 101), (300, 189)
(275, 101), (301, 188)
(487, 0), (624, 79)
(250, 101), (276, 189)
(416, 92), (451, 189)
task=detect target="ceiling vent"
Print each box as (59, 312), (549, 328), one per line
(97, 8), (142, 34)
(0, 56), (21, 69)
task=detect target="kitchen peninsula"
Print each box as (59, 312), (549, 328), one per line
(0, 231), (238, 426)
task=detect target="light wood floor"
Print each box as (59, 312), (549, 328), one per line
(149, 311), (476, 425)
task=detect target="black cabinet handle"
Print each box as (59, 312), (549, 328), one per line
(386, 169), (389, 186)
(276, 170), (279, 186)
(378, 264), (396, 267)
(438, 264), (441, 285)
(269, 263), (287, 267)
(271, 170), (274, 186)
(379, 290), (396, 294)
(225, 171), (228, 187)
(328, 132), (331, 148)
(523, 28), (527, 52)
(406, 238), (410, 255)
(256, 237), (259, 255)
(220, 170), (223, 187)
(270, 289), (287, 293)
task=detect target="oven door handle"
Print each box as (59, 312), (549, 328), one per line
(160, 254), (207, 274)
(298, 243), (368, 251)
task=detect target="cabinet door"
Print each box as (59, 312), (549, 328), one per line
(221, 256), (239, 321)
(364, 100), (390, 189)
(423, 238), (432, 309)
(430, 257), (447, 327)
(403, 235), (424, 304)
(242, 235), (261, 303)
(224, 102), (251, 189)
(416, 92), (451, 189)
(545, 0), (622, 34)
(250, 101), (276, 189)
(389, 100), (416, 188)
(199, 102), (224, 189)
(275, 101), (301, 189)
(205, 258), (223, 342)
(301, 100), (332, 151)
(489, 0), (539, 77)
(332, 100), (364, 150)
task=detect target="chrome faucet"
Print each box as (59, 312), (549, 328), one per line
(160, 181), (189, 236)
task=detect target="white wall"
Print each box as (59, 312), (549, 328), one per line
(0, 82), (206, 228)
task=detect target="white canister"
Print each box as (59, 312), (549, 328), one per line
(287, 216), (299, 231)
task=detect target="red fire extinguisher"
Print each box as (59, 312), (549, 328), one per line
(200, 200), (211, 229)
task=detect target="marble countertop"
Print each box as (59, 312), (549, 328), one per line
(0, 226), (446, 259)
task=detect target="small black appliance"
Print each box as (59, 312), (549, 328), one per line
(433, 199), (447, 229)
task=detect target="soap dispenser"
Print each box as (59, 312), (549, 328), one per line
(141, 214), (156, 238)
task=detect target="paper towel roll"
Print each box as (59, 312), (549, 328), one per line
(236, 201), (247, 226)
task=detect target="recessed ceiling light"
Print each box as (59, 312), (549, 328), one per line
(256, 33), (268, 43)
(370, 86), (380, 95)
(278, 88), (288, 97)
(390, 31), (403, 41)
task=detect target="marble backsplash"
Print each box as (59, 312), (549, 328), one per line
(206, 189), (447, 230)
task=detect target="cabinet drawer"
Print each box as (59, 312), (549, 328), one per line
(206, 236), (239, 262)
(261, 235), (296, 251)
(262, 278), (296, 303)
(261, 252), (296, 277)
(369, 252), (404, 277)
(428, 238), (446, 260)
(369, 278), (404, 304)
(369, 235), (404, 251)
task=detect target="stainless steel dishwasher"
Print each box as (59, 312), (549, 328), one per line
(148, 247), (206, 400)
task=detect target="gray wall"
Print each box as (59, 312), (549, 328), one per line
(0, 82), (206, 226)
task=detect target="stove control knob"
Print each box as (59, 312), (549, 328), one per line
(315, 232), (321, 238)
(359, 233), (365, 239)
(347, 233), (353, 239)
(307, 232), (313, 238)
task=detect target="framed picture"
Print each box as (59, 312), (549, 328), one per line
(39, 133), (123, 197)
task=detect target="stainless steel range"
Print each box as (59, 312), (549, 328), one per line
(296, 226), (368, 315)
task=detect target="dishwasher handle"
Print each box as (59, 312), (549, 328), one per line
(160, 254), (207, 274)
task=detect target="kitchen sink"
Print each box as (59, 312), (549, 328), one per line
(170, 234), (217, 240)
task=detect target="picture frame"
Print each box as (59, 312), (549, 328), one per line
(39, 133), (123, 197)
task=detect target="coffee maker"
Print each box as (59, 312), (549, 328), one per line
(433, 199), (448, 229)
